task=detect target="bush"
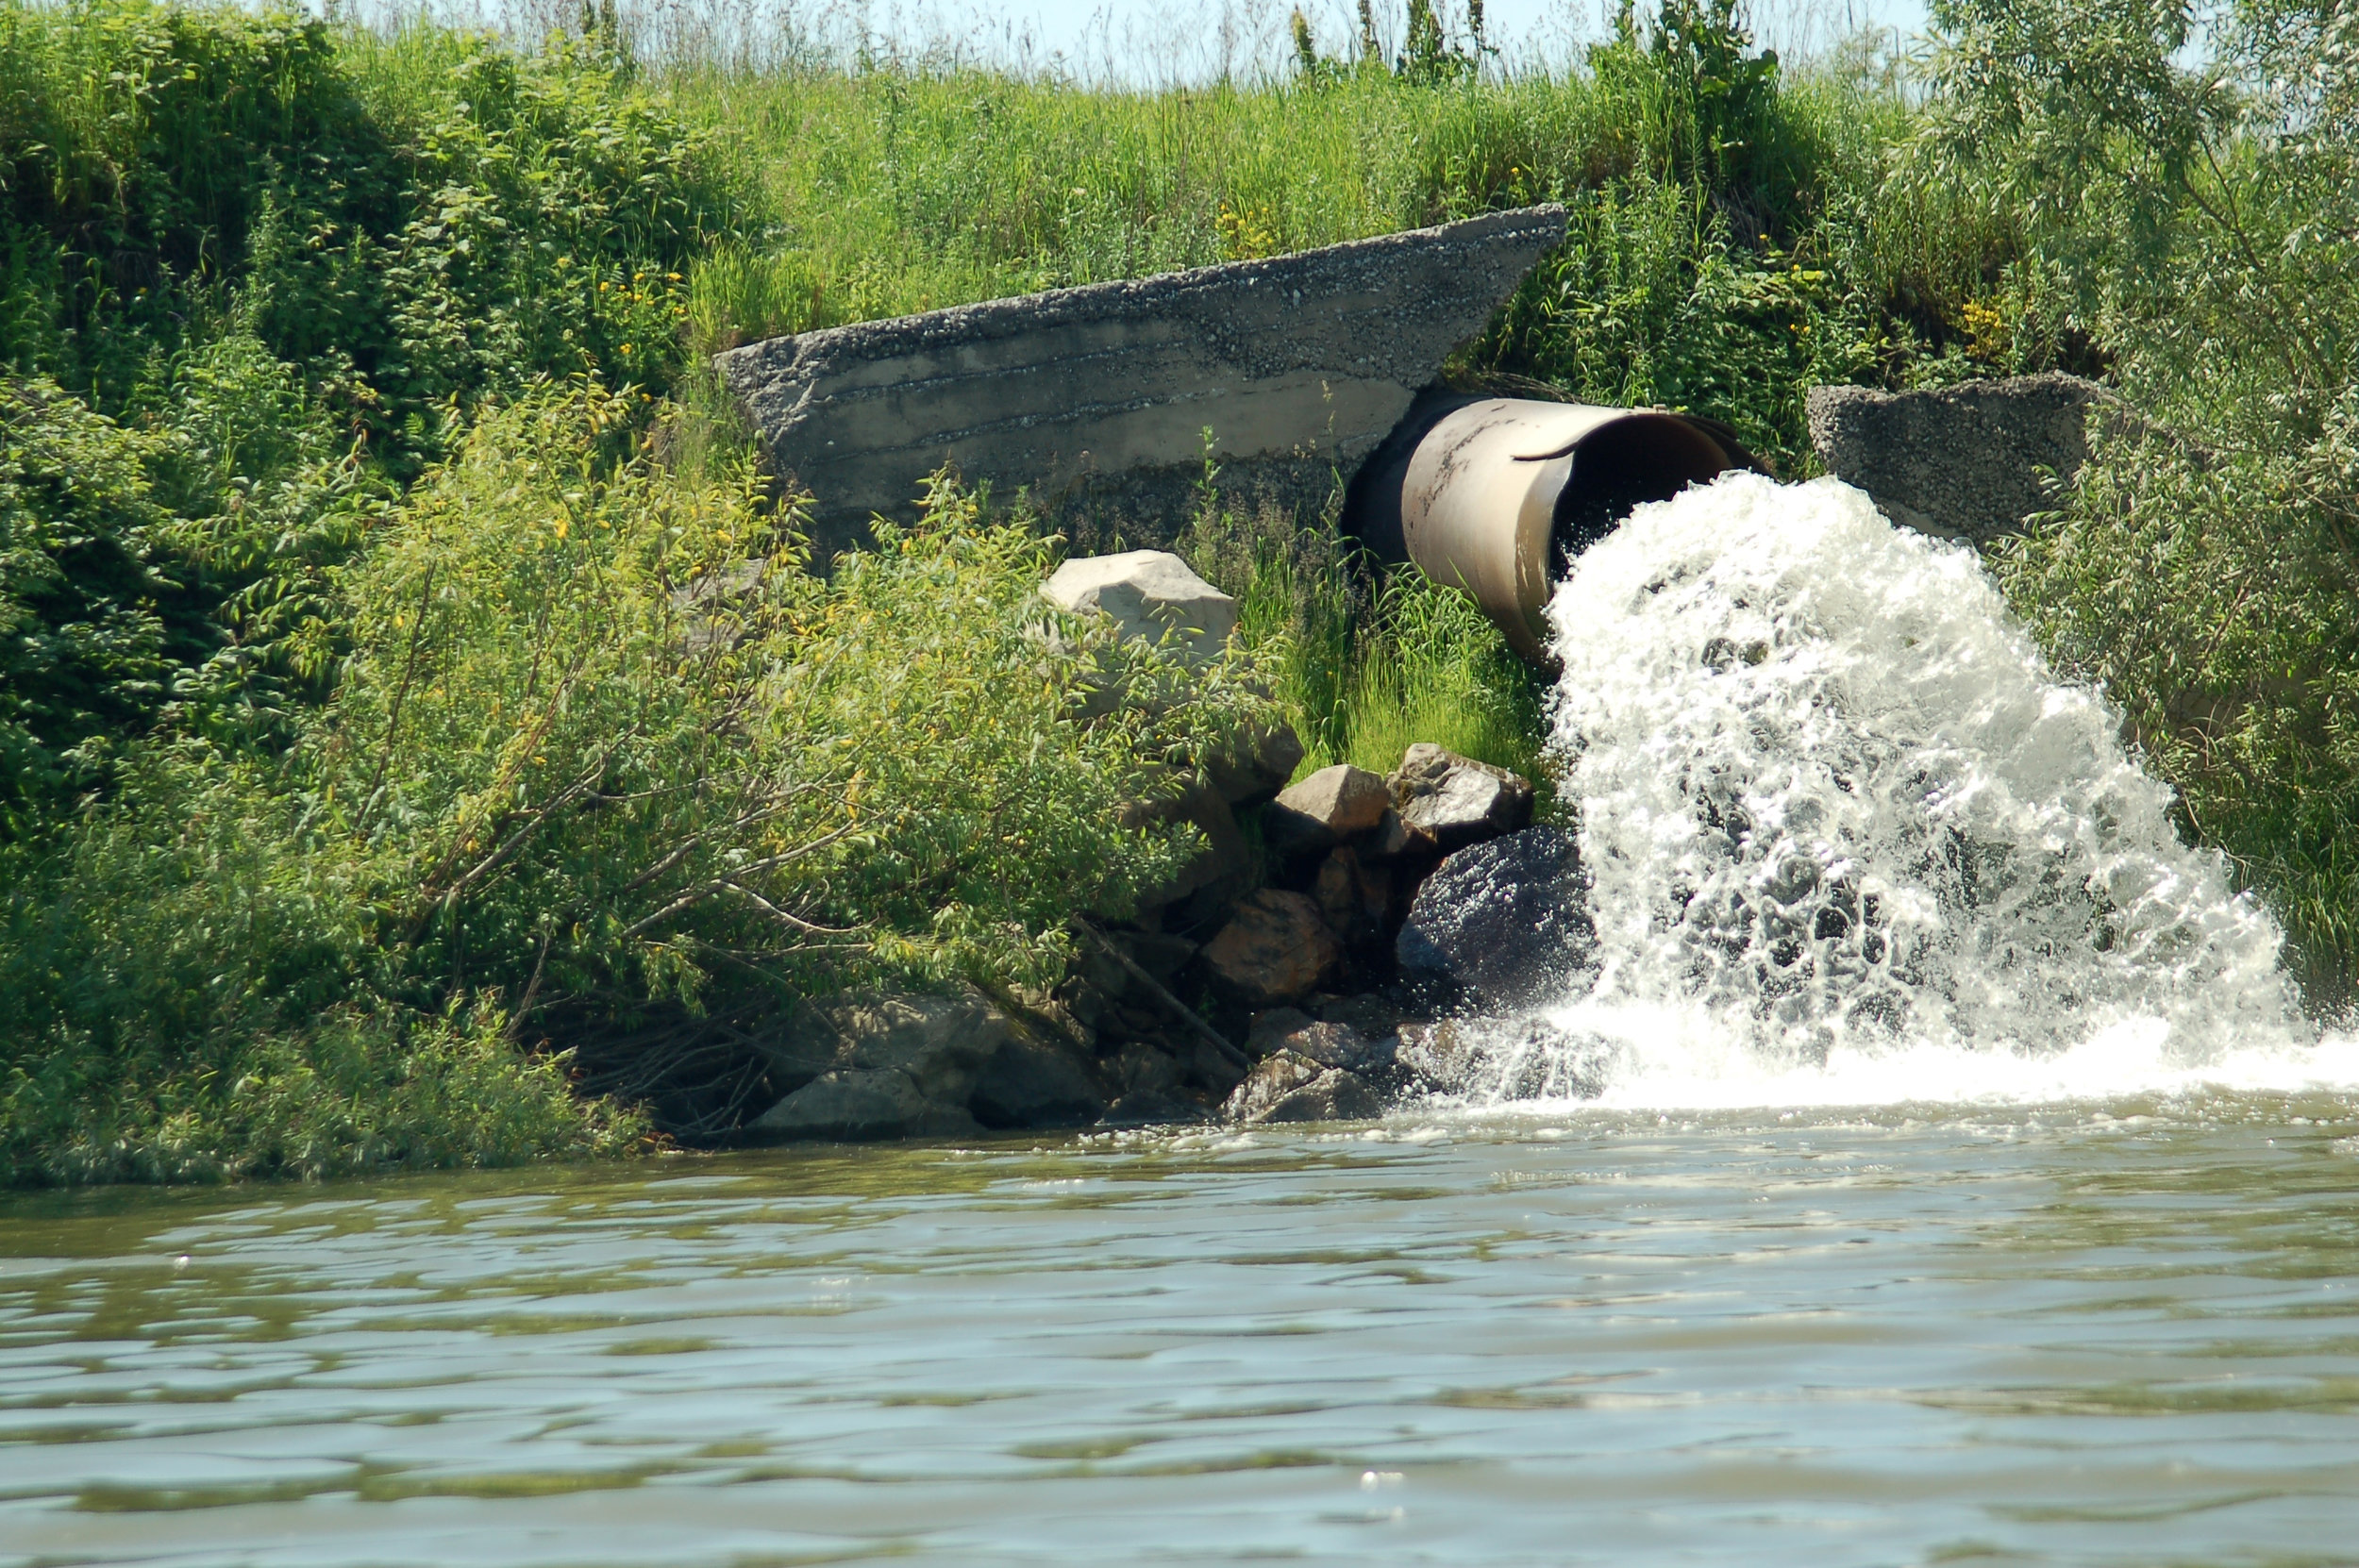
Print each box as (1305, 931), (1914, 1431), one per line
(0, 385), (1278, 1181)
(1932, 0), (2359, 995)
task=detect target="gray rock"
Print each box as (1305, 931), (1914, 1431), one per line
(755, 1068), (987, 1141)
(1806, 373), (2123, 544)
(752, 991), (1012, 1138)
(717, 207), (1569, 562)
(1127, 775), (1256, 928)
(1262, 763), (1391, 859)
(1388, 742), (1534, 850)
(1199, 889), (1344, 1008)
(1224, 1050), (1387, 1125)
(1202, 720), (1304, 809)
(969, 1037), (1107, 1129)
(1044, 550), (1237, 664)
(1396, 825), (1596, 1009)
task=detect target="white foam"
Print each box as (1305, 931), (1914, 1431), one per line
(1481, 472), (2345, 1112)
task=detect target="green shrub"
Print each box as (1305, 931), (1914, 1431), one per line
(1929, 0), (2359, 996)
(0, 376), (175, 834)
(0, 385), (1278, 1181)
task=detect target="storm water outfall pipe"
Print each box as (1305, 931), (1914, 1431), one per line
(1349, 397), (1765, 662)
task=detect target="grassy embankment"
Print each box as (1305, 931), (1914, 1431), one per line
(2, 0), (2353, 1183)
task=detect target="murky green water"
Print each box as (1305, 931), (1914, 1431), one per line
(7, 1098), (2359, 1566)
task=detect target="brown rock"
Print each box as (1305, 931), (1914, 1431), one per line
(1261, 762), (1390, 862)
(1279, 763), (1391, 832)
(1199, 889), (1344, 1008)
(1387, 742), (1534, 850)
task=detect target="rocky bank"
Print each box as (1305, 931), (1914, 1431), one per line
(741, 548), (1590, 1142)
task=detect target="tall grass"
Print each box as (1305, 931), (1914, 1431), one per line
(1178, 498), (1549, 795)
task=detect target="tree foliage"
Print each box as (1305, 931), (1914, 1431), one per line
(1929, 0), (2359, 995)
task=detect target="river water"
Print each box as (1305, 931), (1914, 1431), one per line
(8, 1096), (2359, 1566)
(12, 476), (2359, 1563)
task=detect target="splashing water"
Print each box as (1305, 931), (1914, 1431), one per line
(1466, 473), (2352, 1110)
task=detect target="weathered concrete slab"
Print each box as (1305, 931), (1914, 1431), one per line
(1806, 373), (2118, 543)
(717, 206), (1568, 562)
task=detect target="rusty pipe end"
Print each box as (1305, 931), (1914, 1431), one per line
(1348, 396), (1764, 662)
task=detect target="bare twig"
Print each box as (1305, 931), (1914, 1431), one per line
(360, 561), (437, 815)
(1076, 918), (1249, 1073)
(721, 880), (864, 939)
(616, 820), (866, 942)
(508, 924), (555, 1041)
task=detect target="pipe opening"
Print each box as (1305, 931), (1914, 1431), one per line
(1550, 416), (1737, 571)
(1347, 394), (1766, 663)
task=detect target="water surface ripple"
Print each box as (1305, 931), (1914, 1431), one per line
(7, 1103), (2359, 1565)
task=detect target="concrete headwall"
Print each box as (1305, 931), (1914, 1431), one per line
(716, 206), (1569, 562)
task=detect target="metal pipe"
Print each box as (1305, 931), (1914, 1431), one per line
(1351, 397), (1764, 662)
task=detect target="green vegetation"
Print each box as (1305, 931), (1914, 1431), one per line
(0, 386), (1266, 1183)
(3, 0), (2355, 1181)
(1942, 0), (2359, 1003)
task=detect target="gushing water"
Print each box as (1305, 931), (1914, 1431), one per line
(1472, 474), (2351, 1109)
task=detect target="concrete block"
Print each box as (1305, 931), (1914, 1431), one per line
(1806, 373), (2124, 543)
(718, 206), (1568, 561)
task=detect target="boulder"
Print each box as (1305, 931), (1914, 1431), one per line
(1388, 743), (1534, 850)
(1044, 550), (1237, 665)
(1202, 720), (1305, 808)
(752, 990), (1012, 1139)
(1261, 763), (1392, 859)
(753, 1067), (983, 1141)
(1805, 373), (2123, 544)
(968, 1036), (1108, 1129)
(717, 206), (1571, 561)
(1396, 825), (1596, 1010)
(1312, 844), (1390, 949)
(1224, 1050), (1387, 1125)
(1199, 889), (1344, 1008)
(1359, 808), (1438, 862)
